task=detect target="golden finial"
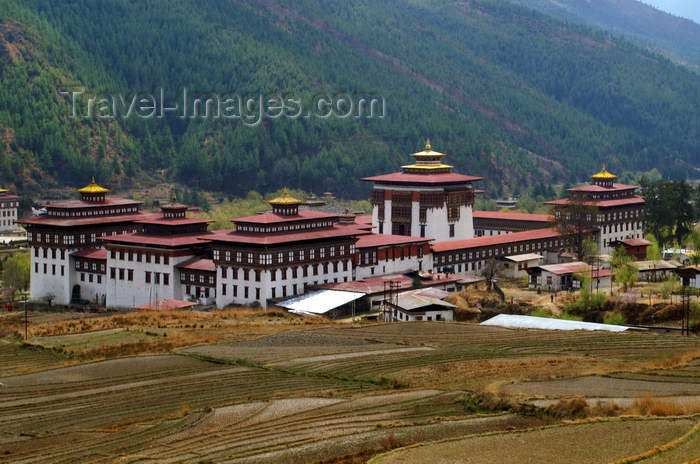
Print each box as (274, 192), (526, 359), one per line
(425, 139), (431, 151)
(172, 193), (177, 202)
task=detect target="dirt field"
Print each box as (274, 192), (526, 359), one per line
(373, 418), (698, 464)
(0, 313), (698, 463)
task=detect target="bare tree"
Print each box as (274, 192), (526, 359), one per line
(550, 193), (598, 262)
(480, 258), (499, 290)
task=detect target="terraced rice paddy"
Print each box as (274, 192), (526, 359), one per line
(0, 320), (698, 462)
(0, 336), (74, 377)
(372, 417), (699, 464)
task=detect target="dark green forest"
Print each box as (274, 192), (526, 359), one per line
(1, 0), (700, 199)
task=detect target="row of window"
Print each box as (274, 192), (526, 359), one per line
(220, 260), (350, 282)
(47, 206), (139, 217)
(180, 272), (216, 285)
(213, 245), (355, 265)
(75, 260), (106, 273)
(80, 273), (103, 284)
(35, 263), (64, 276)
(236, 220), (334, 233)
(109, 267), (170, 285)
(602, 221), (641, 234)
(0, 201), (17, 208)
(1, 210), (15, 217)
(29, 230), (136, 245)
(435, 239), (561, 265)
(35, 247), (66, 260)
(110, 249), (170, 265)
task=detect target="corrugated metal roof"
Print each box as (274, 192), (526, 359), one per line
(631, 260), (679, 271)
(539, 262), (591, 275)
(503, 253), (542, 262)
(278, 290), (365, 316)
(481, 314), (637, 332)
(394, 293), (456, 311)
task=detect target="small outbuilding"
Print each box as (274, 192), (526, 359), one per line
(527, 262), (611, 292)
(499, 253), (542, 279)
(611, 238), (652, 260)
(384, 288), (455, 322)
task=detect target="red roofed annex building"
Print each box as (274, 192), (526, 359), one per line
(545, 166), (645, 254)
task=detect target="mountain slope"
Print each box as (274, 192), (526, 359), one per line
(506, 0), (700, 69)
(2, 0), (700, 199)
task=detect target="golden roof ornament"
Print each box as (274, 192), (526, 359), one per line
(76, 177), (112, 194)
(425, 139), (431, 151)
(267, 187), (304, 206)
(590, 165), (618, 180)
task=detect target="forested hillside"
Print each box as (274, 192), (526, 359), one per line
(506, 0), (700, 69)
(2, 0), (700, 199)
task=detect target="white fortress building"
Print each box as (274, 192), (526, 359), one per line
(363, 140), (481, 241)
(545, 167), (645, 254)
(16, 143), (646, 310)
(0, 187), (20, 232)
(17, 179), (152, 305)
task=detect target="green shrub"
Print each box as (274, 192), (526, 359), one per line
(530, 308), (552, 318)
(603, 312), (626, 326)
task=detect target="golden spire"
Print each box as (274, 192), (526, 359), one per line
(267, 187), (304, 206)
(590, 165), (618, 180)
(425, 139), (431, 151)
(76, 177), (111, 194)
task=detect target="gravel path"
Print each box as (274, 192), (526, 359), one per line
(235, 332), (376, 347)
(272, 346), (436, 367)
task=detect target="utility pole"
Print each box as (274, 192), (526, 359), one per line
(24, 295), (28, 340)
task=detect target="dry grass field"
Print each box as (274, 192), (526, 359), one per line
(0, 308), (698, 463)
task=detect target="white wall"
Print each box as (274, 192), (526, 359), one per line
(216, 259), (354, 309)
(106, 251), (194, 308)
(30, 246), (72, 304)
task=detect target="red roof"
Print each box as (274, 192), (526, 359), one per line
(539, 262), (592, 275)
(44, 198), (143, 209)
(134, 217), (213, 226)
(233, 210), (337, 225)
(356, 233), (432, 249)
(0, 195), (20, 200)
(71, 248), (108, 260)
(208, 226), (360, 246)
(175, 257), (216, 272)
(544, 196), (644, 208)
(473, 211), (553, 222)
(363, 172), (483, 184)
(16, 212), (158, 227)
(100, 232), (213, 247)
(137, 299), (196, 310)
(356, 215), (373, 225)
(620, 238), (653, 247)
(431, 228), (561, 253)
(569, 183), (638, 192)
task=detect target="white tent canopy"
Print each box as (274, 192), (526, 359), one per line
(278, 290), (365, 316)
(481, 314), (640, 332)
